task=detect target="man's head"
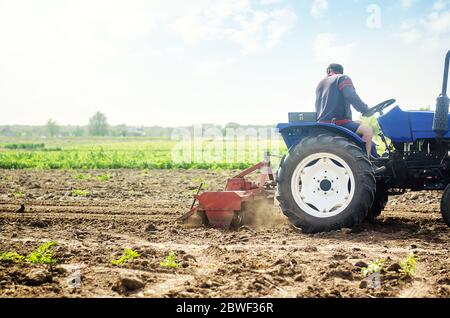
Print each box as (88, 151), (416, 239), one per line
(327, 63), (344, 75)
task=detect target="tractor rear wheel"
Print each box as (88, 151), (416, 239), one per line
(440, 184), (450, 228)
(366, 184), (388, 220)
(277, 134), (376, 233)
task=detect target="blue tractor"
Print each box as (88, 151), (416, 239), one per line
(276, 50), (450, 233)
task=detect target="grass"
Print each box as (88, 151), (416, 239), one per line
(74, 173), (91, 180)
(111, 249), (140, 266)
(13, 191), (25, 198)
(160, 251), (180, 269)
(0, 137), (284, 170)
(96, 173), (111, 181)
(71, 189), (90, 196)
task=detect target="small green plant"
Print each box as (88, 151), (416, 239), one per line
(71, 189), (90, 196)
(96, 173), (111, 181)
(12, 191), (25, 198)
(160, 251), (180, 269)
(0, 251), (25, 263)
(111, 249), (140, 266)
(361, 259), (385, 277)
(74, 173), (90, 180)
(25, 241), (58, 265)
(399, 254), (417, 276)
(3, 176), (13, 181)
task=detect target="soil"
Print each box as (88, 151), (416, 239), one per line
(0, 169), (449, 298)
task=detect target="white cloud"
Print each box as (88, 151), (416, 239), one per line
(310, 0), (328, 17)
(0, 0), (297, 126)
(313, 33), (356, 64)
(169, 0), (252, 45)
(399, 3), (450, 45)
(267, 8), (297, 48)
(226, 11), (269, 52)
(432, 0), (447, 11)
(401, 0), (417, 9)
(225, 8), (297, 52)
(169, 0), (296, 51)
(426, 10), (450, 34)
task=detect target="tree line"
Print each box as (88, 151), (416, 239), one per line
(0, 112), (274, 138)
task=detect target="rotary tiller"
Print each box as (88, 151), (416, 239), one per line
(178, 154), (275, 228)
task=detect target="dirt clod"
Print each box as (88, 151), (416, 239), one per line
(354, 261), (368, 268)
(114, 272), (145, 292)
(145, 224), (158, 232)
(25, 269), (52, 286)
(387, 263), (402, 273)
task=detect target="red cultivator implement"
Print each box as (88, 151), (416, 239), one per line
(178, 153), (276, 228)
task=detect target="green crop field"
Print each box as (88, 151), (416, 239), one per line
(0, 137), (286, 170)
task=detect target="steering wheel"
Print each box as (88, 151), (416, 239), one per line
(363, 99), (396, 117)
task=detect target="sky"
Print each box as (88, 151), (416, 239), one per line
(0, 0), (450, 127)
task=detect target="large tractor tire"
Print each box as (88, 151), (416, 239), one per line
(277, 134), (376, 233)
(366, 184), (388, 221)
(440, 184), (450, 228)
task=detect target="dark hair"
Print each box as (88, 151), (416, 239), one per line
(327, 63), (344, 74)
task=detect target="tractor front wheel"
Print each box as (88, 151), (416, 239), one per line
(277, 134), (376, 233)
(440, 184), (450, 228)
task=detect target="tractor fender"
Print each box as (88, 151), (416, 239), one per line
(276, 123), (375, 156)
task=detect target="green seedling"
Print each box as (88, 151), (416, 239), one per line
(74, 173), (90, 180)
(111, 249), (140, 266)
(160, 251), (180, 269)
(71, 189), (90, 196)
(25, 241), (58, 265)
(95, 173), (111, 181)
(0, 251), (25, 263)
(361, 259), (385, 277)
(399, 254), (417, 276)
(13, 191), (25, 198)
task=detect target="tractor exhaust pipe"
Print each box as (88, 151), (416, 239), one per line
(433, 50), (450, 137)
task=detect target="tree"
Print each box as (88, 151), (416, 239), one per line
(419, 106), (431, 111)
(72, 126), (85, 137)
(46, 119), (60, 137)
(88, 112), (109, 136)
(111, 124), (128, 137)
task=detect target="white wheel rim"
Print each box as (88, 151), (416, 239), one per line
(291, 152), (356, 218)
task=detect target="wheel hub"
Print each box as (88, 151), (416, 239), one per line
(319, 179), (332, 192)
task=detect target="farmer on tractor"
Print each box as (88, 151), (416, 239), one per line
(315, 63), (373, 157)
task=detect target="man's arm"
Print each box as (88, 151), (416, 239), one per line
(338, 76), (370, 114)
